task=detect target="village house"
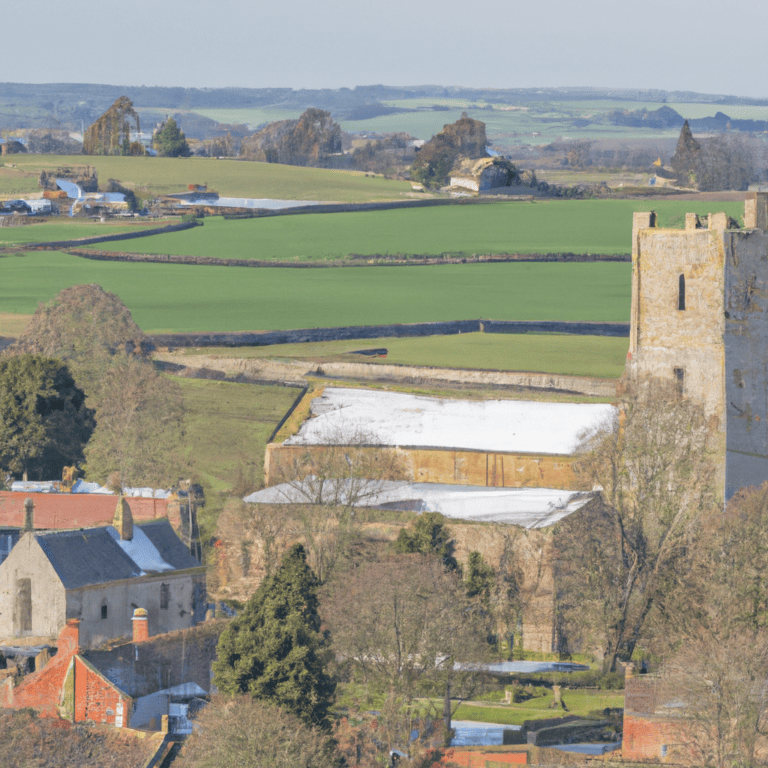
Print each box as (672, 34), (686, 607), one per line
(1, 609), (222, 732)
(0, 497), (206, 648)
(0, 489), (200, 566)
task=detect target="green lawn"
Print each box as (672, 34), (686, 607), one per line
(185, 333), (628, 379)
(1, 155), (416, 202)
(177, 377), (300, 532)
(453, 688), (625, 726)
(79, 199), (746, 261)
(0, 251), (630, 333)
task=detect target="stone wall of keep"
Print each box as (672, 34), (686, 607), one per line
(264, 443), (586, 491)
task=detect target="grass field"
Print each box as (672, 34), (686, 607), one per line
(0, 251), (631, 333)
(185, 333), (629, 379)
(0, 217), (171, 244)
(0, 155), (417, 202)
(177, 377), (299, 532)
(78, 198), (746, 261)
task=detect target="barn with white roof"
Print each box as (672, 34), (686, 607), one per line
(265, 387), (615, 490)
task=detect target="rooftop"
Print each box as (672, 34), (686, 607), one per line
(245, 481), (595, 528)
(284, 387), (615, 455)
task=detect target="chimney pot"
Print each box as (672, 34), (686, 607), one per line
(132, 608), (149, 643)
(113, 495), (133, 541)
(23, 498), (34, 532)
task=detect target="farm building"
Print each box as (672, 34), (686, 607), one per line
(264, 387), (614, 490)
(628, 192), (768, 497)
(0, 499), (206, 649)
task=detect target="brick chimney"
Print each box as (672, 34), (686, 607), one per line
(132, 608), (149, 643)
(113, 495), (133, 541)
(23, 498), (34, 532)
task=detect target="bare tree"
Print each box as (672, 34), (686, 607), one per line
(554, 378), (718, 671)
(322, 554), (489, 756)
(660, 486), (768, 768)
(271, 424), (407, 583)
(177, 695), (335, 768)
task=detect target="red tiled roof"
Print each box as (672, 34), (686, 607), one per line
(0, 492), (175, 530)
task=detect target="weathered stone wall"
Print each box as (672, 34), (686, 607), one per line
(628, 196), (768, 498)
(158, 352), (618, 397)
(628, 216), (726, 423)
(264, 443), (586, 491)
(724, 228), (768, 497)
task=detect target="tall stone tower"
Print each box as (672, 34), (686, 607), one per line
(627, 192), (768, 498)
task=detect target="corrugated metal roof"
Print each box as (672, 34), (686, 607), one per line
(245, 481), (595, 528)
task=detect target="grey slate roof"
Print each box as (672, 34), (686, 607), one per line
(35, 520), (199, 590)
(139, 520), (201, 571)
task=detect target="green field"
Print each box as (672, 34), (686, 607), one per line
(186, 333), (628, 379)
(0, 217), (170, 244)
(0, 251), (630, 333)
(0, 155), (416, 202)
(178, 377), (299, 529)
(80, 199), (746, 261)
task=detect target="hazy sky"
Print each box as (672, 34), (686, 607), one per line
(4, 0), (767, 98)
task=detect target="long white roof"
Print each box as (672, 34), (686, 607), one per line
(244, 480), (594, 528)
(285, 388), (615, 456)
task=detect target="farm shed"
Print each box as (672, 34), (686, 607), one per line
(265, 387), (615, 490)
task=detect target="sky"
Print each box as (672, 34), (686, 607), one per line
(3, 0), (767, 99)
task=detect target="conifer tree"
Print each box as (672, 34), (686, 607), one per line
(213, 544), (335, 729)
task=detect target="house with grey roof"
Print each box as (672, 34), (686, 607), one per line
(0, 498), (206, 648)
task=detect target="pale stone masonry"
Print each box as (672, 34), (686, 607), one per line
(628, 192), (768, 497)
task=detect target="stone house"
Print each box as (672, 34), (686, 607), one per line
(1, 610), (222, 731)
(628, 192), (768, 497)
(0, 498), (206, 648)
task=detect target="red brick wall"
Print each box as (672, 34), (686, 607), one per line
(441, 749), (527, 767)
(6, 619), (80, 716)
(623, 714), (685, 762)
(73, 657), (130, 727)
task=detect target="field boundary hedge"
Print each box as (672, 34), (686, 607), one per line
(148, 319), (630, 349)
(64, 248), (630, 268)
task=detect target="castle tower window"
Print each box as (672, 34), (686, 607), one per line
(678, 274), (686, 310)
(101, 604), (108, 620)
(674, 367), (685, 396)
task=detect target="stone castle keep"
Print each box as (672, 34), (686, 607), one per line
(628, 192), (768, 498)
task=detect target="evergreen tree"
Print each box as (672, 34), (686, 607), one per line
(153, 117), (190, 157)
(0, 355), (94, 481)
(213, 545), (335, 729)
(393, 512), (459, 571)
